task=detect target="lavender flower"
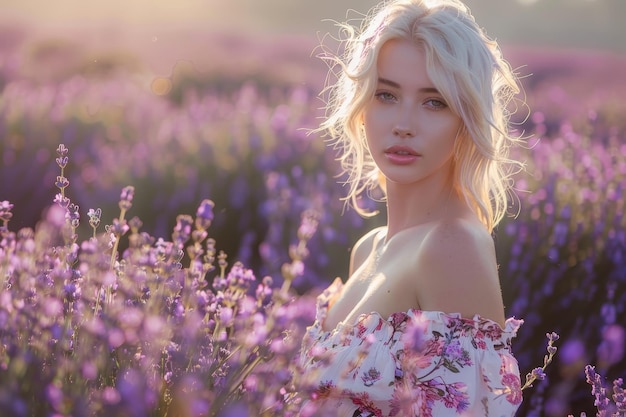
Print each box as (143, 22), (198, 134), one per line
(66, 202), (80, 229)
(53, 193), (71, 209)
(55, 175), (70, 191)
(119, 186), (135, 211)
(0, 201), (13, 230)
(56, 143), (69, 157)
(280, 209), (320, 292)
(196, 199), (215, 231)
(297, 209), (319, 241)
(88, 208), (102, 229)
(109, 218), (130, 236)
(521, 332), (559, 390)
(172, 214), (193, 249)
(614, 378), (626, 414)
(0, 201), (14, 221)
(530, 367), (546, 381)
(585, 365), (611, 414)
(55, 155), (68, 169)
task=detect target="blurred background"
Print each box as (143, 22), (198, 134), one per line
(2, 0), (626, 82)
(1, 0), (625, 415)
(3, 0), (626, 50)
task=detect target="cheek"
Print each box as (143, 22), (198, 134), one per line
(363, 111), (390, 141)
(429, 123), (460, 159)
(362, 109), (377, 131)
(362, 112), (381, 145)
(442, 119), (462, 147)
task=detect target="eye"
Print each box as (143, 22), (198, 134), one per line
(374, 91), (397, 103)
(424, 99), (447, 109)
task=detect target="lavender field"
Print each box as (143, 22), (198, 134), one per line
(1, 14), (626, 416)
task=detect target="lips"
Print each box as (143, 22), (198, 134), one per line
(383, 145), (421, 165)
(384, 145), (420, 156)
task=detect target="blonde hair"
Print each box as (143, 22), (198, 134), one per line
(318, 0), (523, 232)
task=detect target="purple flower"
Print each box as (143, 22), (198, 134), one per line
(546, 332), (560, 342)
(55, 175), (70, 190)
(128, 216), (143, 233)
(45, 383), (64, 410)
(402, 316), (426, 352)
(613, 378), (625, 411)
(213, 276), (228, 292)
(102, 387), (121, 405)
(559, 338), (586, 365)
(88, 208), (102, 229)
(172, 214), (193, 248)
(523, 330), (560, 390)
(119, 186), (135, 211)
(530, 367), (546, 381)
(64, 282), (81, 302)
(219, 306), (234, 326)
(219, 403), (249, 417)
(226, 262), (256, 290)
(116, 369), (155, 416)
(585, 365), (610, 412)
(46, 204), (68, 227)
(255, 276), (273, 304)
(361, 367), (381, 387)
(56, 143), (69, 156)
(53, 193), (71, 209)
(0, 200), (13, 223)
(444, 340), (465, 362)
(195, 199), (215, 230)
(281, 259), (304, 282)
(297, 209), (319, 241)
(597, 324), (625, 368)
(55, 155), (68, 169)
(66, 203), (80, 228)
(110, 218), (130, 236)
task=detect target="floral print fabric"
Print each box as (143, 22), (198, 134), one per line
(299, 278), (523, 416)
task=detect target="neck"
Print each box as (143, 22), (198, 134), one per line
(383, 175), (462, 241)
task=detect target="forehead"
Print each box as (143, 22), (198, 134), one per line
(376, 38), (433, 88)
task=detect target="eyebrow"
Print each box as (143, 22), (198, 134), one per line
(377, 77), (440, 94)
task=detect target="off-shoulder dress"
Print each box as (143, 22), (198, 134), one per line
(298, 278), (524, 417)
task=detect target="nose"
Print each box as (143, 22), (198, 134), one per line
(392, 125), (415, 138)
(392, 107), (415, 138)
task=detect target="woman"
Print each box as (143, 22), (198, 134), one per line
(298, 0), (525, 415)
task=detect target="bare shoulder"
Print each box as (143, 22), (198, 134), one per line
(422, 218), (496, 262)
(415, 219), (506, 325)
(349, 226), (386, 276)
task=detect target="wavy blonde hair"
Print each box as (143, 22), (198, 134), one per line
(318, 0), (524, 232)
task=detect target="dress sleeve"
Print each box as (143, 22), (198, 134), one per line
(394, 311), (523, 416)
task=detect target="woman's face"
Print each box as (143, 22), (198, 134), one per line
(362, 38), (463, 190)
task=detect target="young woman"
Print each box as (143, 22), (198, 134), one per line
(298, 0), (525, 415)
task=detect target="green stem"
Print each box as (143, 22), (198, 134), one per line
(208, 355), (264, 417)
(280, 279), (291, 294)
(60, 166), (65, 199)
(109, 208), (127, 268)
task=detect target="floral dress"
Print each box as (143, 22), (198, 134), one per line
(298, 278), (523, 417)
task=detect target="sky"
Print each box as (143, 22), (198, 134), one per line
(1, 0), (623, 53)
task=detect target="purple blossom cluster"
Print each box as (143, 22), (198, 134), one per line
(0, 144), (319, 416)
(579, 365), (626, 416)
(0, 70), (375, 293)
(499, 104), (626, 415)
